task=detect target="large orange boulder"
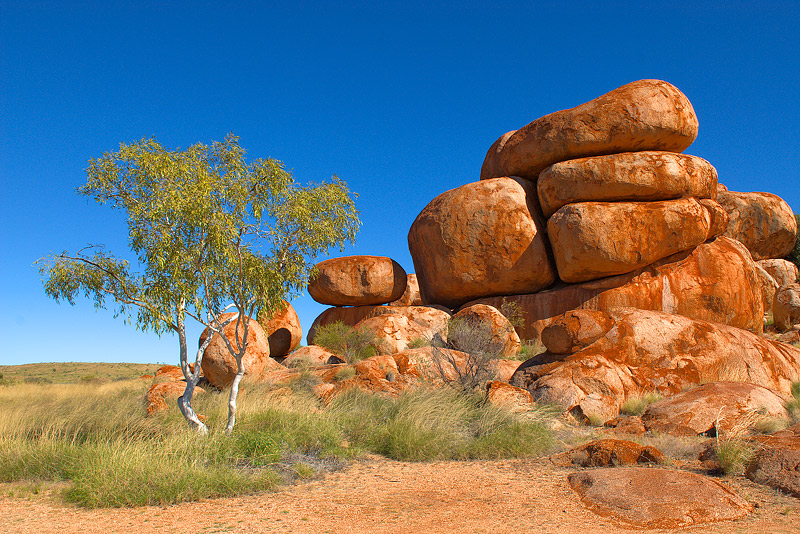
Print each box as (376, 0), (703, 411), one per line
(537, 151), (717, 217)
(716, 188), (797, 260)
(257, 301), (302, 360)
(480, 79), (699, 181)
(641, 382), (789, 436)
(746, 425), (800, 497)
(408, 177), (556, 308)
(540, 310), (614, 355)
(465, 237), (764, 341)
(548, 198), (715, 283)
(307, 305), (451, 345)
(568, 468), (752, 528)
(452, 304), (521, 358)
(774, 282), (800, 331)
(200, 313), (285, 388)
(758, 259), (799, 287)
(754, 263), (779, 315)
(556, 439), (664, 467)
(307, 256), (407, 306)
(282, 345), (344, 367)
(389, 274), (423, 306)
(510, 309), (800, 423)
(353, 313), (434, 354)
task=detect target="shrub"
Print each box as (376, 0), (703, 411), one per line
(498, 298), (525, 332)
(516, 340), (545, 361)
(620, 392), (663, 416)
(333, 366), (356, 382)
(313, 321), (384, 363)
(787, 381), (800, 424)
(430, 316), (503, 392)
(788, 214), (800, 275)
(406, 336), (430, 349)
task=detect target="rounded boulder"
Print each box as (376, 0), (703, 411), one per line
(452, 304), (521, 358)
(716, 188), (797, 260)
(308, 256), (407, 306)
(257, 301), (302, 360)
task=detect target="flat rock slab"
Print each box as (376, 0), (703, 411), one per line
(747, 425), (800, 497)
(568, 467), (753, 528)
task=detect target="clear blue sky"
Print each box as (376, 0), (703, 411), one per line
(1, 1), (798, 365)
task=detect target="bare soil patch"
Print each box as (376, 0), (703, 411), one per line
(3, 455), (798, 534)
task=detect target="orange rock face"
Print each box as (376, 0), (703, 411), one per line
(540, 310), (614, 355)
(537, 151), (717, 217)
(466, 237), (764, 340)
(452, 304), (521, 358)
(758, 259), (799, 287)
(717, 188), (798, 260)
(389, 274), (423, 306)
(307, 256), (407, 306)
(408, 177), (556, 308)
(307, 305), (451, 345)
(641, 382), (789, 436)
(200, 313), (284, 388)
(282, 345), (343, 367)
(480, 80), (699, 181)
(557, 439), (664, 467)
(485, 381), (534, 412)
(568, 468), (752, 528)
(510, 309), (800, 423)
(747, 425), (800, 497)
(354, 313), (434, 355)
(754, 263), (779, 315)
(258, 301), (302, 360)
(774, 282), (800, 331)
(548, 198), (712, 283)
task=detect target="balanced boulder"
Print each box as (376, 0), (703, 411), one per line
(716, 188), (797, 260)
(308, 305), (451, 345)
(480, 79), (699, 181)
(408, 177), (555, 308)
(537, 151), (717, 217)
(548, 198), (714, 283)
(307, 255), (407, 306)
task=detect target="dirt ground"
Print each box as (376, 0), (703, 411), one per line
(3, 455), (798, 534)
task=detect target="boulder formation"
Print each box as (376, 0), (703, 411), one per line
(758, 259), (799, 287)
(480, 79), (699, 181)
(774, 282), (800, 331)
(258, 301), (302, 360)
(746, 424), (800, 497)
(389, 274), (423, 306)
(452, 304), (521, 358)
(307, 255), (407, 306)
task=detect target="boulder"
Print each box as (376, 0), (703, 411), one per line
(392, 346), (470, 383)
(258, 301), (302, 360)
(480, 79), (699, 181)
(282, 345), (344, 367)
(408, 177), (556, 308)
(465, 237), (764, 341)
(568, 468), (752, 528)
(746, 425), (800, 497)
(699, 197), (731, 237)
(319, 354), (417, 400)
(758, 259), (799, 287)
(641, 382), (789, 436)
(200, 313), (285, 388)
(554, 439), (664, 467)
(307, 255), (407, 306)
(146, 380), (206, 414)
(495, 359), (522, 383)
(537, 151), (717, 217)
(307, 305), (451, 345)
(754, 263), (779, 315)
(540, 309), (614, 355)
(452, 304), (521, 358)
(774, 283), (800, 331)
(717, 188), (797, 260)
(548, 198), (713, 283)
(389, 273), (423, 306)
(354, 313), (433, 354)
(603, 416), (646, 436)
(485, 381), (534, 412)
(510, 309), (800, 423)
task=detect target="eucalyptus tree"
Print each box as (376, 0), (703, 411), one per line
(39, 134), (360, 432)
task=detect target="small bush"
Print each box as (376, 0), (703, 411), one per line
(313, 321), (383, 363)
(430, 316), (503, 392)
(620, 392), (663, 416)
(714, 440), (756, 476)
(333, 366), (356, 382)
(499, 298), (525, 332)
(787, 381), (800, 424)
(787, 214), (800, 274)
(406, 337), (430, 349)
(516, 340), (545, 361)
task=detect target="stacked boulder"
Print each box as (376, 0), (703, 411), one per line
(409, 79), (796, 340)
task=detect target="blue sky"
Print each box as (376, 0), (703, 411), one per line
(1, 1), (798, 365)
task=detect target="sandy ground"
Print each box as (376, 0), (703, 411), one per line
(2, 455), (799, 534)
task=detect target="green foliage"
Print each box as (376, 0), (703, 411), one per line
(787, 381), (800, 424)
(406, 337), (431, 349)
(620, 392), (663, 416)
(516, 340), (545, 361)
(498, 298), (525, 332)
(714, 440), (756, 476)
(313, 321), (383, 363)
(789, 214), (800, 275)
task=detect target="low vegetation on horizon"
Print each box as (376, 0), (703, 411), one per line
(0, 362), (159, 385)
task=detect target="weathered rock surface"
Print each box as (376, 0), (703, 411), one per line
(540, 310), (614, 355)
(200, 313), (284, 388)
(485, 381), (534, 412)
(510, 309), (800, 423)
(307, 305), (451, 345)
(747, 424), (800, 497)
(452, 304), (521, 358)
(320, 354), (419, 400)
(466, 237), (764, 341)
(408, 177), (556, 308)
(754, 263), (779, 315)
(717, 188), (797, 260)
(641, 382), (789, 436)
(774, 282), (800, 331)
(389, 274), (423, 306)
(258, 301), (302, 360)
(554, 439), (663, 467)
(307, 256), (407, 306)
(354, 313), (432, 354)
(282, 345), (344, 367)
(548, 198), (713, 283)
(759, 259), (799, 287)
(568, 468), (752, 528)
(537, 151), (717, 217)
(480, 79), (699, 181)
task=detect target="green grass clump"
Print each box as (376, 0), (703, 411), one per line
(406, 337), (430, 349)
(313, 321), (384, 363)
(714, 439), (756, 476)
(786, 381), (800, 423)
(516, 340), (545, 361)
(620, 392), (663, 416)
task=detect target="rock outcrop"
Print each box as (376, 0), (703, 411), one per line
(408, 177), (555, 308)
(452, 304), (521, 358)
(554, 439), (664, 467)
(389, 273), (423, 306)
(307, 255), (407, 306)
(537, 151), (717, 217)
(480, 79), (698, 181)
(774, 282), (800, 331)
(716, 188), (797, 260)
(258, 301), (302, 360)
(758, 259), (799, 287)
(746, 424), (800, 497)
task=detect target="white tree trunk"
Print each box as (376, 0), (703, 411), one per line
(177, 305), (209, 433)
(225, 357), (245, 434)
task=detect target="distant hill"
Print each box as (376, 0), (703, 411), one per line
(0, 362), (160, 384)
